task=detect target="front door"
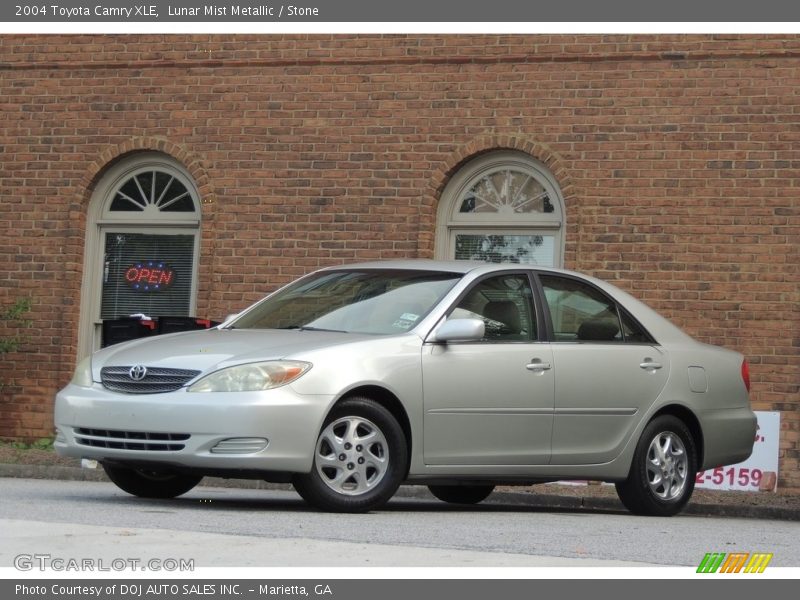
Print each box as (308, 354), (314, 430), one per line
(422, 273), (554, 465)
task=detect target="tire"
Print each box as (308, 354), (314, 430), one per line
(293, 397), (408, 513)
(615, 415), (697, 517)
(428, 484), (495, 505)
(103, 464), (202, 499)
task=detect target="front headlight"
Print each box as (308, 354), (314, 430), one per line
(187, 360), (312, 393)
(71, 357), (93, 388)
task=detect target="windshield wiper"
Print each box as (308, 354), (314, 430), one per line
(278, 325), (348, 333)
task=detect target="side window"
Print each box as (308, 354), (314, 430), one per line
(448, 274), (537, 341)
(540, 275), (625, 343)
(620, 310), (649, 343)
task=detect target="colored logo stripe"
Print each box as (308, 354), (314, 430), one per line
(720, 553), (749, 573)
(744, 553), (773, 573)
(697, 553), (726, 573)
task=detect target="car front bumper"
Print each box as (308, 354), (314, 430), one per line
(54, 383), (334, 474)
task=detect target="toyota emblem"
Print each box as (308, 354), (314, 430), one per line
(129, 365), (148, 381)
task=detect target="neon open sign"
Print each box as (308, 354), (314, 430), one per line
(124, 262), (176, 292)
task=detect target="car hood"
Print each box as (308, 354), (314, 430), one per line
(90, 328), (377, 381)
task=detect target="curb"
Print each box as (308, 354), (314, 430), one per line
(3, 463), (798, 521)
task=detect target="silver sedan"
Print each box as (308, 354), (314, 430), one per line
(55, 261), (756, 515)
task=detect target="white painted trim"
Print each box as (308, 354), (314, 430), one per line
(77, 153), (202, 359)
(434, 151), (567, 267)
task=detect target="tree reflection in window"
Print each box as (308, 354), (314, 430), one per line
(455, 234), (547, 264)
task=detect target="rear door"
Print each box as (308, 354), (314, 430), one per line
(538, 273), (670, 465)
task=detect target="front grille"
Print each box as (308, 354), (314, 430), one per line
(74, 428), (190, 451)
(100, 366), (200, 394)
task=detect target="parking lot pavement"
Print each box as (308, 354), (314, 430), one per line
(1, 517), (664, 568)
(1, 461), (798, 521)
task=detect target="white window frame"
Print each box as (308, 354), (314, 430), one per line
(78, 153), (201, 359)
(435, 151), (566, 267)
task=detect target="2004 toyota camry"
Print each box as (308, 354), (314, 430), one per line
(55, 261), (756, 515)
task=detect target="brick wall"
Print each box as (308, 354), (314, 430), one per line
(0, 35), (797, 487)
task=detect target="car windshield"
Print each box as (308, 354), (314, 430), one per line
(231, 269), (462, 335)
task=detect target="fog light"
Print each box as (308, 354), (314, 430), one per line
(55, 428), (66, 443)
(210, 438), (269, 454)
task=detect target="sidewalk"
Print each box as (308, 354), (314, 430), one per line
(2, 447), (798, 520)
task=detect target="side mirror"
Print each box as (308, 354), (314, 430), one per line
(431, 318), (485, 343)
(222, 313), (239, 326)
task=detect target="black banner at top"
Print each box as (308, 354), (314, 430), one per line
(3, 0), (800, 22)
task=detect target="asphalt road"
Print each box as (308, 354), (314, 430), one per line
(1, 478), (798, 568)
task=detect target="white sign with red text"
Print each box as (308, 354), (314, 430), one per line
(695, 411), (780, 492)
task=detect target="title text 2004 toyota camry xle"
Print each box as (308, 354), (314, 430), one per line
(55, 261), (756, 515)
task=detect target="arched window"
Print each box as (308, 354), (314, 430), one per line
(435, 151), (565, 267)
(78, 153), (201, 357)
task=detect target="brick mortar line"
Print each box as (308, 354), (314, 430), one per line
(0, 49), (798, 71)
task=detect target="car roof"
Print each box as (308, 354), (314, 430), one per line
(318, 259), (579, 277)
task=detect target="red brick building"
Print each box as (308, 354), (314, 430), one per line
(0, 35), (797, 488)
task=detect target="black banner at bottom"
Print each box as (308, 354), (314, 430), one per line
(2, 579), (784, 600)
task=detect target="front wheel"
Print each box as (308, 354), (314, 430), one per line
(428, 484), (495, 505)
(103, 464), (202, 499)
(293, 397), (408, 513)
(616, 415), (697, 517)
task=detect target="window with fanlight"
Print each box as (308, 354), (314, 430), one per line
(435, 151), (565, 267)
(78, 153), (201, 357)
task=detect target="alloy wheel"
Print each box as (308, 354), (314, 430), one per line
(314, 416), (389, 496)
(645, 431), (688, 501)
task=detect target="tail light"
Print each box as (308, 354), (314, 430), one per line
(741, 359), (751, 393)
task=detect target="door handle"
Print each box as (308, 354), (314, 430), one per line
(639, 359), (663, 371)
(526, 360), (552, 372)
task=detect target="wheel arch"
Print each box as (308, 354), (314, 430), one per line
(650, 404), (705, 469)
(334, 385), (413, 476)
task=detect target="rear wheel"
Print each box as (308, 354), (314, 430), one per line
(293, 397), (408, 513)
(103, 464), (202, 499)
(428, 484), (495, 505)
(616, 415), (697, 517)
